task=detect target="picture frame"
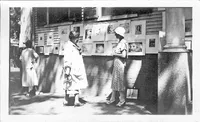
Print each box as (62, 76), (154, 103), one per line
(91, 22), (108, 42)
(130, 20), (146, 39)
(127, 39), (145, 56)
(185, 37), (192, 50)
(104, 41), (118, 55)
(105, 21), (119, 41)
(71, 23), (84, 42)
(58, 25), (70, 44)
(126, 88), (138, 99)
(118, 20), (132, 41)
(83, 24), (93, 43)
(185, 19), (192, 37)
(37, 33), (45, 46)
(53, 44), (60, 54)
(44, 45), (53, 55)
(46, 32), (54, 45)
(146, 35), (159, 54)
(92, 42), (105, 56)
(36, 46), (44, 54)
(81, 43), (93, 56)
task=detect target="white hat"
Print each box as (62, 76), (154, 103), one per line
(114, 27), (126, 37)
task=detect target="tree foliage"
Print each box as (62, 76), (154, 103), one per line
(10, 7), (21, 40)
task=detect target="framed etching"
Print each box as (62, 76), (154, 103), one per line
(81, 43), (93, 56)
(126, 88), (138, 99)
(146, 35), (159, 54)
(130, 20), (146, 39)
(53, 44), (60, 54)
(118, 20), (132, 41)
(93, 42), (105, 56)
(104, 41), (117, 55)
(58, 25), (70, 43)
(36, 46), (44, 54)
(105, 21), (119, 41)
(185, 19), (192, 36)
(71, 24), (84, 42)
(37, 33), (45, 46)
(46, 32), (54, 45)
(91, 22), (108, 42)
(83, 24), (93, 43)
(128, 40), (145, 56)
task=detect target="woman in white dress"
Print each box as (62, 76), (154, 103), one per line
(20, 40), (39, 96)
(63, 31), (88, 106)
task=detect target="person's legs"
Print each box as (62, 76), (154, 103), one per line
(116, 91), (126, 107)
(63, 90), (69, 105)
(107, 90), (116, 104)
(74, 90), (83, 106)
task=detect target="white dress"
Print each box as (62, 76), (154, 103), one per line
(20, 48), (39, 88)
(63, 41), (88, 91)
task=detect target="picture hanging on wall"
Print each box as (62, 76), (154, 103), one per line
(44, 45), (50, 55)
(146, 35), (159, 54)
(36, 46), (44, 54)
(105, 21), (119, 41)
(81, 43), (93, 56)
(46, 32), (54, 45)
(128, 39), (145, 56)
(91, 22), (108, 41)
(58, 25), (70, 43)
(130, 20), (146, 39)
(71, 24), (84, 42)
(118, 20), (132, 41)
(37, 33), (45, 46)
(185, 19), (192, 37)
(93, 42), (105, 56)
(53, 44), (60, 54)
(83, 24), (93, 43)
(126, 88), (138, 99)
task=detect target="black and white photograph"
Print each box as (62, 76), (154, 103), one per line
(1, 3), (199, 122)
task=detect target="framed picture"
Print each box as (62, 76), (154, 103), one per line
(37, 33), (45, 46)
(91, 22), (108, 41)
(128, 40), (145, 56)
(130, 20), (146, 39)
(104, 41), (118, 55)
(185, 37), (192, 50)
(83, 24), (93, 43)
(105, 21), (118, 41)
(71, 24), (84, 42)
(118, 20), (132, 41)
(58, 25), (70, 43)
(146, 35), (159, 54)
(53, 44), (60, 54)
(36, 46), (44, 54)
(93, 42), (105, 56)
(185, 19), (192, 36)
(46, 32), (54, 45)
(44, 45), (52, 55)
(126, 88), (138, 99)
(81, 43), (93, 56)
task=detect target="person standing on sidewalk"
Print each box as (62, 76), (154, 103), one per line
(19, 40), (39, 96)
(63, 31), (88, 107)
(106, 27), (128, 107)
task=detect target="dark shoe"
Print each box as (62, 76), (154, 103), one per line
(63, 100), (69, 106)
(74, 102), (84, 107)
(116, 101), (126, 107)
(106, 100), (116, 105)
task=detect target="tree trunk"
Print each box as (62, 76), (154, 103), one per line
(19, 7), (32, 48)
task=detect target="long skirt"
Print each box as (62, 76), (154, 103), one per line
(111, 57), (126, 91)
(22, 67), (38, 88)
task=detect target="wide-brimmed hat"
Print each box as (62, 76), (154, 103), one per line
(114, 27), (126, 37)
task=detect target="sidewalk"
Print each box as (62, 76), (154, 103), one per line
(9, 68), (156, 115)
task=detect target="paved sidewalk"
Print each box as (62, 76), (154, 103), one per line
(9, 68), (156, 115)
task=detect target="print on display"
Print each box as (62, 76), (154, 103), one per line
(81, 43), (93, 56)
(146, 35), (159, 54)
(128, 40), (145, 56)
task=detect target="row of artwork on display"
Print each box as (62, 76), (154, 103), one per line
(36, 34), (161, 56)
(36, 20), (161, 56)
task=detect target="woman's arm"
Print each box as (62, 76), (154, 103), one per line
(113, 49), (127, 58)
